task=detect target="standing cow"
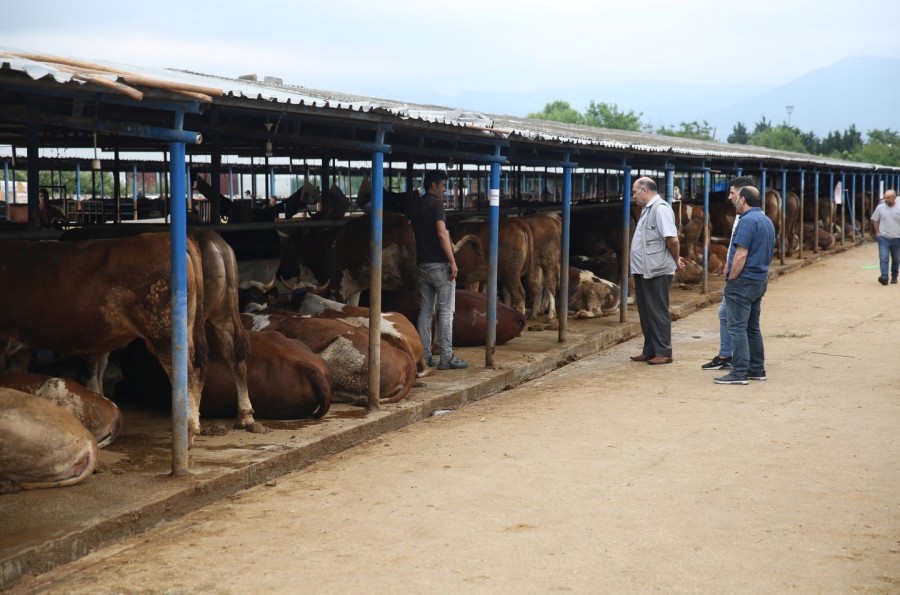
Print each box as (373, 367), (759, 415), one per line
(0, 234), (209, 444)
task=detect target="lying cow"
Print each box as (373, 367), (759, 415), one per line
(0, 234), (208, 444)
(202, 330), (331, 419)
(567, 268), (621, 319)
(382, 288), (526, 347)
(241, 311), (416, 406)
(0, 372), (123, 448)
(1, 388), (98, 494)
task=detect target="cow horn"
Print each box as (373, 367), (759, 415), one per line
(312, 278), (331, 295)
(277, 275), (297, 291)
(261, 276), (277, 291)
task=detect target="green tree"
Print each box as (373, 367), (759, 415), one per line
(583, 101), (644, 131)
(747, 124), (808, 153)
(655, 120), (716, 141)
(527, 100), (584, 125)
(752, 116), (772, 136)
(727, 121), (750, 144)
(849, 129), (900, 166)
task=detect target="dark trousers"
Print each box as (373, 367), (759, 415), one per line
(633, 273), (674, 358)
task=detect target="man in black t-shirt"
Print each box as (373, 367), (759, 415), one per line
(407, 169), (468, 370)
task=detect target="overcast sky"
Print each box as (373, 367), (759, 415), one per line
(4, 0), (900, 103)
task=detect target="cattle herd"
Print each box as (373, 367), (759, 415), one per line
(0, 182), (870, 495)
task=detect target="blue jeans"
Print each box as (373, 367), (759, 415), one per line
(717, 297), (732, 358)
(417, 263), (456, 364)
(724, 278), (769, 378)
(877, 236), (900, 281)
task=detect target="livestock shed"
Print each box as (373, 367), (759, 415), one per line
(2, 46), (900, 476)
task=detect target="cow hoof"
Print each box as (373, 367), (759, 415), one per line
(414, 381), (427, 388)
(244, 421), (270, 434)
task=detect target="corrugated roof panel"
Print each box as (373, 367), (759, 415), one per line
(1, 46), (896, 171)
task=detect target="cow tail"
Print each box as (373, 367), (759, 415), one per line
(187, 240), (209, 373)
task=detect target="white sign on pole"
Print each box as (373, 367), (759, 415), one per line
(880, 180), (885, 200)
(489, 188), (500, 207)
(834, 182), (843, 205)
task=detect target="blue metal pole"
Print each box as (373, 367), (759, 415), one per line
(839, 171), (846, 245)
(3, 160), (8, 215)
(664, 166), (674, 206)
(559, 154), (572, 343)
(813, 171), (820, 254)
(851, 172), (857, 242)
(798, 170), (806, 259)
(702, 168), (710, 294)
(270, 165), (276, 198)
(76, 162), (81, 199)
(620, 165), (632, 322)
(780, 169), (788, 262)
(132, 164), (138, 220)
(368, 128), (386, 410)
(169, 137), (190, 476)
(486, 146), (501, 367)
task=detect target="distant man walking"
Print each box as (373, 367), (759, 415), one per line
(629, 176), (685, 365)
(715, 186), (776, 385)
(871, 188), (900, 285)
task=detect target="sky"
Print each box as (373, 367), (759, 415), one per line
(4, 0), (900, 114)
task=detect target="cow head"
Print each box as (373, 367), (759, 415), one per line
(454, 234), (487, 290)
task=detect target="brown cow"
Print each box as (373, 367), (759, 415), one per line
(0, 372), (123, 448)
(58, 227), (259, 433)
(382, 288), (526, 347)
(453, 234), (488, 291)
(1, 388), (98, 494)
(453, 217), (537, 315)
(521, 214), (562, 321)
(286, 289), (431, 378)
(783, 191), (802, 256)
(277, 212), (417, 306)
(0, 234), (208, 443)
(201, 330), (330, 419)
(802, 223), (836, 251)
(764, 189), (784, 256)
(241, 311), (416, 405)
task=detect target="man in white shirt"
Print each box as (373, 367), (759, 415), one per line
(871, 188), (900, 285)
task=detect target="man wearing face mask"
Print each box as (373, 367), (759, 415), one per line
(715, 186), (776, 385)
(629, 176), (686, 365)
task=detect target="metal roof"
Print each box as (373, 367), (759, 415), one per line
(1, 47), (896, 172)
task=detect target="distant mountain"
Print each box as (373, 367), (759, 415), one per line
(360, 57), (900, 141)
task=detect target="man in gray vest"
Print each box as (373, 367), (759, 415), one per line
(629, 176), (686, 365)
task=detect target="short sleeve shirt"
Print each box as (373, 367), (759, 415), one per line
(871, 201), (900, 239)
(727, 207), (775, 281)
(407, 193), (448, 264)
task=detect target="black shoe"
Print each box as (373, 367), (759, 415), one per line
(748, 371), (767, 381)
(701, 355), (732, 370)
(892, 278), (898, 284)
(878, 276), (888, 285)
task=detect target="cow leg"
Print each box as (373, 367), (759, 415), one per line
(206, 321), (262, 432)
(83, 353), (109, 395)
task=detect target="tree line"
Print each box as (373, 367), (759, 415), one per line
(528, 100), (900, 167)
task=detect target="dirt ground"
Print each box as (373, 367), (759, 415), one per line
(8, 245), (900, 594)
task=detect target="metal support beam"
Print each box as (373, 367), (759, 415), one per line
(486, 145), (502, 367)
(559, 153), (574, 343)
(620, 166), (632, 323)
(367, 127), (387, 411)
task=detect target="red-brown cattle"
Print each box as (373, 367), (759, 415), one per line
(0, 234), (208, 443)
(382, 288), (526, 347)
(277, 212), (417, 306)
(453, 234), (488, 291)
(201, 330), (330, 419)
(452, 217), (537, 315)
(1, 388), (98, 494)
(708, 192), (736, 238)
(802, 223), (836, 251)
(0, 372), (123, 447)
(783, 191), (802, 256)
(567, 268), (621, 318)
(58, 227), (258, 433)
(287, 289), (431, 378)
(241, 311), (416, 405)
(764, 189), (783, 254)
(804, 195), (835, 233)
(521, 214), (562, 320)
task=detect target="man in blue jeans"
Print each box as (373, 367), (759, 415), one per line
(702, 176), (753, 371)
(871, 188), (900, 285)
(408, 169), (468, 370)
(715, 186), (775, 385)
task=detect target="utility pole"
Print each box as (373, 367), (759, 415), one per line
(786, 105), (794, 126)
